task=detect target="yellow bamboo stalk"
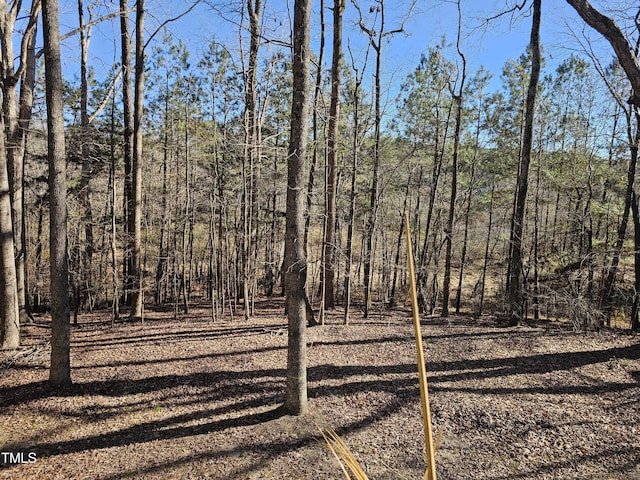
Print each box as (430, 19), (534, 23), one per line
(404, 211), (437, 480)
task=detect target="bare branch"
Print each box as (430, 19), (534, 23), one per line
(14, 0), (41, 84)
(566, 0), (640, 105)
(88, 69), (123, 124)
(205, 1), (292, 49)
(144, 0), (204, 49)
(483, 0), (528, 25)
(454, 0), (466, 97)
(35, 9), (129, 61)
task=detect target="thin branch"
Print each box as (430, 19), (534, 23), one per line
(14, 0), (41, 84)
(483, 0), (528, 25)
(455, 0), (466, 96)
(35, 9), (129, 61)
(205, 1), (292, 49)
(566, 0), (640, 105)
(89, 69), (123, 124)
(381, 0), (416, 39)
(144, 0), (204, 49)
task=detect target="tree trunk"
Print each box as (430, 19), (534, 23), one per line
(241, 0), (261, 320)
(109, 90), (120, 322)
(441, 0), (466, 318)
(129, 0), (144, 320)
(632, 193), (640, 331)
(442, 89), (464, 317)
(390, 180), (410, 307)
(363, 30), (382, 319)
(16, 0), (40, 323)
(506, 0), (541, 325)
(1, 0), (40, 328)
(305, 0), (323, 258)
(284, 0), (312, 416)
(120, 0), (134, 306)
(43, 0), (71, 386)
(155, 82), (169, 305)
(343, 68), (360, 325)
(455, 152), (476, 314)
(77, 0), (94, 311)
(322, 0), (343, 311)
(601, 111), (639, 309)
(478, 178), (495, 317)
(0, 110), (19, 349)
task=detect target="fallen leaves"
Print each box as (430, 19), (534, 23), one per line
(0, 302), (639, 479)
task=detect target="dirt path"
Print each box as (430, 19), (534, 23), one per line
(1, 300), (639, 479)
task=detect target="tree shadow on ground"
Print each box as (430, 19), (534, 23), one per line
(3, 314), (639, 479)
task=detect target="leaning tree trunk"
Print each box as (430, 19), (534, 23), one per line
(284, 0), (312, 416)
(43, 0), (71, 386)
(506, 0), (541, 326)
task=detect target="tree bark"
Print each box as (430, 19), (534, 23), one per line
(305, 0), (323, 257)
(129, 0), (144, 320)
(343, 53), (363, 325)
(0, 109), (19, 349)
(43, 0), (71, 386)
(120, 0), (134, 306)
(322, 0), (343, 310)
(506, 0), (541, 325)
(77, 0), (94, 311)
(284, 0), (312, 416)
(1, 0), (40, 327)
(240, 0), (262, 320)
(441, 91), (462, 317)
(442, 16), (466, 317)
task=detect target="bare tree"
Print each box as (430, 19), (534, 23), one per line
(240, 0), (262, 320)
(0, 106), (19, 349)
(284, 0), (312, 416)
(1, 0), (40, 329)
(120, 0), (134, 307)
(43, 0), (71, 386)
(76, 0), (94, 313)
(441, 0), (466, 317)
(352, 0), (415, 318)
(343, 41), (369, 325)
(506, 0), (541, 325)
(321, 0), (344, 311)
(129, 0), (145, 320)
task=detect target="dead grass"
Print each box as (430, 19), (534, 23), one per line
(1, 299), (639, 479)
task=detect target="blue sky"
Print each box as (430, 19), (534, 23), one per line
(56, 0), (620, 98)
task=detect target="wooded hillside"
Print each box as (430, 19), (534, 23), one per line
(1, 1), (640, 477)
(0, 0), (637, 379)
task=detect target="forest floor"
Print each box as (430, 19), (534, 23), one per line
(1, 298), (639, 480)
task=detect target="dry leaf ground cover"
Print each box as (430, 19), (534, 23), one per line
(1, 299), (639, 479)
